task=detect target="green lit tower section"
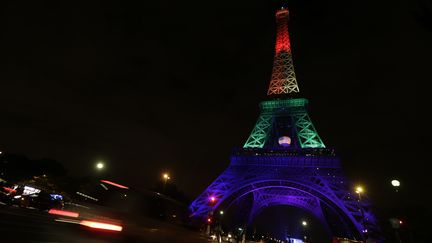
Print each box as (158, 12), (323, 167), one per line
(243, 8), (325, 149)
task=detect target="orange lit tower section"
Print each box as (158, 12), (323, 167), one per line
(267, 8), (300, 96)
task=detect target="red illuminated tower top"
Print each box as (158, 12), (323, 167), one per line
(267, 7), (300, 96)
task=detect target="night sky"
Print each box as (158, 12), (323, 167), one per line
(1, 0), (431, 212)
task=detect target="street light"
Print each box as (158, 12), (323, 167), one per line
(301, 221), (308, 241)
(391, 180), (400, 187)
(162, 173), (170, 192)
(391, 179), (400, 192)
(96, 162), (104, 170)
(355, 185), (367, 236)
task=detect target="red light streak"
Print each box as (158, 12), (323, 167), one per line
(100, 180), (129, 189)
(48, 209), (79, 218)
(3, 187), (17, 194)
(80, 220), (123, 232)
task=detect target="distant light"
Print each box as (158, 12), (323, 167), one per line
(238, 227), (243, 231)
(100, 183), (109, 190)
(219, 210), (224, 215)
(302, 220), (307, 226)
(163, 173), (170, 180)
(76, 192), (99, 201)
(228, 234), (232, 238)
(209, 196), (216, 202)
(355, 186), (364, 194)
(391, 179), (400, 187)
(399, 220), (403, 225)
(80, 220), (122, 232)
(55, 218), (80, 224)
(48, 209), (79, 218)
(96, 162), (104, 170)
(100, 180), (129, 189)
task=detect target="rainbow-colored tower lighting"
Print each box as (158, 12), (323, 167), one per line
(190, 6), (381, 241)
(267, 8), (300, 96)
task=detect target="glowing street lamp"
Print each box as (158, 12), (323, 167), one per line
(96, 162), (104, 170)
(301, 220), (308, 241)
(219, 210), (224, 215)
(355, 185), (367, 235)
(391, 180), (400, 187)
(162, 173), (170, 192)
(391, 179), (400, 192)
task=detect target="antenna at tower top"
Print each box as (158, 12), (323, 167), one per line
(279, 1), (289, 11)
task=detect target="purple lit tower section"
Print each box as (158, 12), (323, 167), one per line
(189, 7), (380, 241)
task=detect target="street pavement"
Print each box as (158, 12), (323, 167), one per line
(0, 204), (211, 243)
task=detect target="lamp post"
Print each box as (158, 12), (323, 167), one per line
(162, 173), (170, 192)
(216, 210), (224, 243)
(355, 186), (367, 237)
(206, 196), (217, 235)
(390, 179), (403, 242)
(301, 220), (308, 242)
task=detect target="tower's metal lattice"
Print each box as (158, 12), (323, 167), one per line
(190, 7), (380, 241)
(243, 99), (325, 149)
(267, 8), (300, 95)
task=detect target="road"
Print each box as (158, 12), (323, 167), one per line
(0, 204), (211, 243)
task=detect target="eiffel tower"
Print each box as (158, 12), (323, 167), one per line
(190, 7), (380, 241)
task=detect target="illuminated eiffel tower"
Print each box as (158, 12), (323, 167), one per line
(190, 7), (380, 241)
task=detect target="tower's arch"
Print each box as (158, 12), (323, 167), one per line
(215, 180), (362, 240)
